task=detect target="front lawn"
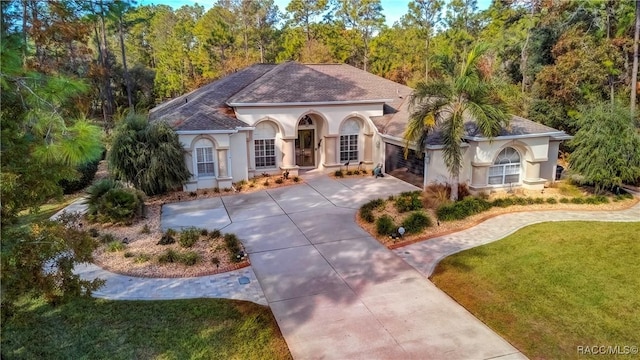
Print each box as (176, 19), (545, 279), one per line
(431, 221), (640, 359)
(2, 297), (291, 360)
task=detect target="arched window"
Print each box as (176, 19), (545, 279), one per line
(339, 118), (360, 162)
(488, 147), (520, 185)
(194, 138), (215, 177)
(254, 122), (277, 169)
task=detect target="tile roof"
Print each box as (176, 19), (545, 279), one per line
(149, 64), (276, 131)
(149, 62), (566, 142)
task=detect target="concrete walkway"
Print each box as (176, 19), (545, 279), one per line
(70, 175), (640, 360)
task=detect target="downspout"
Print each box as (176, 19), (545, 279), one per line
(423, 150), (430, 190)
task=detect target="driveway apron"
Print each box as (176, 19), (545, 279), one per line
(227, 176), (526, 360)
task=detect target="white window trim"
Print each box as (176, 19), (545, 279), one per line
(488, 147), (521, 186)
(254, 138), (276, 169)
(339, 119), (361, 163)
(195, 146), (216, 178)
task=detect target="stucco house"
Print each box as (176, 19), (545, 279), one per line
(149, 61), (570, 192)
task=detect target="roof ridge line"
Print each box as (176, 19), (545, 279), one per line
(226, 62), (290, 105)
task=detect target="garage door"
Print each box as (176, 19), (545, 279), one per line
(385, 143), (424, 188)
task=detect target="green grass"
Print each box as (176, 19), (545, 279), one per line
(2, 297), (292, 360)
(431, 222), (640, 359)
(15, 196), (81, 228)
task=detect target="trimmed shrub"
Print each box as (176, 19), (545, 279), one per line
(86, 180), (145, 224)
(546, 197), (558, 204)
(376, 215), (395, 236)
(360, 208), (375, 223)
(275, 178), (284, 184)
(179, 251), (200, 266)
(334, 170), (344, 178)
(394, 191), (423, 213)
(361, 198), (385, 211)
(560, 197), (570, 204)
(208, 229), (222, 239)
(570, 197), (585, 204)
(178, 227), (200, 248)
(158, 249), (180, 264)
(585, 195), (609, 204)
(436, 197), (492, 221)
(533, 197), (545, 204)
(293, 176), (300, 182)
(107, 241), (125, 252)
(157, 228), (176, 245)
(401, 211), (432, 234)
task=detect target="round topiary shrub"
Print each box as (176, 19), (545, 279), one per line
(376, 215), (395, 236)
(401, 211), (432, 234)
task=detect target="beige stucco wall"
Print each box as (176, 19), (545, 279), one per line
(425, 146), (472, 186)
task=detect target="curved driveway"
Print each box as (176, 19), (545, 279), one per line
(76, 174), (640, 360)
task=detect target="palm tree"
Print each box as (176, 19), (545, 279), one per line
(404, 43), (509, 201)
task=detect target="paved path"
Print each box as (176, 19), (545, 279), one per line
(395, 201), (640, 278)
(70, 176), (640, 360)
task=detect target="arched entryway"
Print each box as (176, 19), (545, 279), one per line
(295, 115), (316, 167)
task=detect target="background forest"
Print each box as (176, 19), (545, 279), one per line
(2, 0), (638, 132)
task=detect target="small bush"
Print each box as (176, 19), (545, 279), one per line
(275, 178), (284, 184)
(223, 187), (231, 192)
(179, 251), (200, 266)
(212, 257), (221, 268)
(394, 191), (422, 213)
(491, 197), (514, 208)
(533, 197), (545, 204)
(107, 241), (125, 252)
(99, 233), (116, 244)
(423, 183), (450, 209)
(293, 176), (300, 182)
(376, 215), (395, 236)
(213, 187), (220, 193)
(124, 251), (134, 258)
(87, 182), (145, 224)
(353, 170), (360, 175)
(570, 197), (585, 204)
(387, 195), (395, 201)
(224, 233), (242, 255)
(360, 208), (375, 223)
(157, 228), (176, 245)
(189, 191), (197, 197)
(140, 224), (151, 234)
(558, 183), (582, 197)
(346, 170), (353, 176)
(88, 228), (100, 238)
(200, 228), (208, 236)
(560, 198), (570, 204)
(158, 249), (180, 264)
(334, 170), (344, 178)
(401, 211), (432, 234)
(263, 180), (270, 186)
(436, 197), (492, 221)
(209, 229), (222, 239)
(546, 197), (558, 204)
(178, 227), (200, 248)
(361, 198), (385, 212)
(585, 195), (609, 204)
(134, 253), (151, 263)
(249, 183), (255, 188)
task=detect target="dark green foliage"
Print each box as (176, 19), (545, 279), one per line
(533, 197), (545, 204)
(560, 198), (570, 204)
(394, 191), (423, 213)
(108, 114), (191, 196)
(88, 228), (100, 237)
(107, 241), (125, 252)
(157, 228), (176, 245)
(209, 229), (222, 239)
(179, 251), (200, 266)
(179, 227), (200, 248)
(334, 170), (344, 178)
(360, 208), (375, 223)
(546, 198), (558, 204)
(158, 249), (180, 263)
(570, 197), (585, 204)
(59, 158), (101, 194)
(293, 176), (300, 182)
(437, 197), (492, 221)
(99, 233), (117, 244)
(569, 102), (640, 193)
(275, 178), (284, 184)
(224, 233), (243, 262)
(86, 180), (145, 223)
(376, 215), (395, 235)
(360, 198), (385, 223)
(1, 213), (104, 317)
(401, 212), (432, 234)
(585, 196), (609, 205)
(211, 257), (221, 267)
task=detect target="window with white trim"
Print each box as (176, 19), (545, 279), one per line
(339, 118), (360, 162)
(195, 139), (215, 177)
(488, 147), (520, 185)
(254, 121), (277, 169)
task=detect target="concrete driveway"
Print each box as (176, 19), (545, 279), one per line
(169, 175), (525, 360)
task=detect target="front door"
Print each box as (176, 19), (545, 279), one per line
(295, 129), (315, 167)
